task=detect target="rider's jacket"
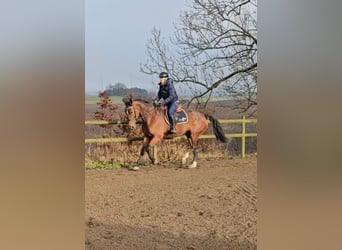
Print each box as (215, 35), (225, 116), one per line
(156, 78), (178, 106)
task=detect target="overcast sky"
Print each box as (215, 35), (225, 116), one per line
(85, 0), (188, 94)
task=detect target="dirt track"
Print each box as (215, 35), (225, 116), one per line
(85, 156), (257, 249)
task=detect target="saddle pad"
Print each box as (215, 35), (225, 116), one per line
(164, 110), (188, 125)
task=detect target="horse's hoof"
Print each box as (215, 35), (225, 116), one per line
(188, 161), (197, 169)
(131, 166), (140, 171)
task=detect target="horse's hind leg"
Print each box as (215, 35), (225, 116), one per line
(182, 148), (198, 168)
(188, 147), (198, 169)
(188, 135), (200, 169)
(181, 132), (192, 167)
(182, 133), (198, 169)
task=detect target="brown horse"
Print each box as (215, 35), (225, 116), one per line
(123, 96), (228, 170)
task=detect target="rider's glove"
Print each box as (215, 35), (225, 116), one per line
(153, 100), (161, 107)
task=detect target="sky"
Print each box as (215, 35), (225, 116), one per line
(85, 0), (188, 94)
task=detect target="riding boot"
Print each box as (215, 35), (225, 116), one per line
(169, 114), (176, 134)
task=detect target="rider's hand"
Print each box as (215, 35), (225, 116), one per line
(153, 100), (161, 108)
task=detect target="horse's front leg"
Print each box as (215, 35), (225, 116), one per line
(146, 135), (163, 165)
(145, 145), (156, 164)
(137, 137), (151, 165)
(136, 146), (145, 165)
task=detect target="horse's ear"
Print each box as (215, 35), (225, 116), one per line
(122, 96), (132, 107)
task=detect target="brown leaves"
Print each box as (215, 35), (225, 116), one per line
(93, 91), (119, 121)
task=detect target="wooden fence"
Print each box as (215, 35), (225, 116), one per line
(85, 116), (257, 159)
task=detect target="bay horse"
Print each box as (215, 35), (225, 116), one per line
(123, 96), (228, 170)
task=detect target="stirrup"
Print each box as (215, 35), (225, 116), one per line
(170, 128), (176, 134)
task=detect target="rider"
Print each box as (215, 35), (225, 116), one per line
(153, 72), (178, 134)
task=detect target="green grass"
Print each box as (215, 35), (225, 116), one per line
(85, 160), (123, 170)
(85, 96), (125, 104)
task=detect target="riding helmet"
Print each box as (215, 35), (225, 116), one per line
(159, 72), (169, 78)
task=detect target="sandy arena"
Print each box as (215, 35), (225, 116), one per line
(85, 156), (257, 249)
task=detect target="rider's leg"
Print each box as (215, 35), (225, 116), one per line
(168, 102), (177, 133)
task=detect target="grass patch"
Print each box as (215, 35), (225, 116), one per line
(85, 95), (125, 104)
(85, 160), (122, 170)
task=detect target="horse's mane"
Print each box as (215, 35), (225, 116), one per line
(133, 100), (155, 118)
(133, 100), (150, 109)
(133, 98), (150, 104)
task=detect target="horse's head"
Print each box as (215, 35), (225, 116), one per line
(124, 102), (140, 130)
(123, 95), (137, 130)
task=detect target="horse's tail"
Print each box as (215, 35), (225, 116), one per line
(206, 115), (229, 143)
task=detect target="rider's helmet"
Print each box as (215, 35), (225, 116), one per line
(159, 72), (169, 78)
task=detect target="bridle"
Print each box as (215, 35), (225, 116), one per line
(125, 105), (137, 129)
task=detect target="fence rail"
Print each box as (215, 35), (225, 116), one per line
(85, 116), (257, 158)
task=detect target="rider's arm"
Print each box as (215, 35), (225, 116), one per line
(154, 84), (163, 103)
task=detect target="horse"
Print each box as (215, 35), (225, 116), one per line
(122, 96), (229, 170)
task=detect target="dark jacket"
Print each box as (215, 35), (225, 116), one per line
(156, 78), (178, 106)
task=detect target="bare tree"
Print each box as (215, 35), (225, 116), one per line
(141, 0), (257, 112)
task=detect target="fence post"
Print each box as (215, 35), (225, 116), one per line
(241, 116), (246, 158)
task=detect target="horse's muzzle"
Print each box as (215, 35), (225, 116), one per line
(128, 125), (136, 130)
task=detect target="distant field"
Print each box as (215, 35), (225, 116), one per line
(85, 95), (235, 104)
(85, 96), (125, 104)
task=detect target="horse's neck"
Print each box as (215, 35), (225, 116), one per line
(135, 102), (153, 119)
(147, 108), (167, 126)
(135, 102), (166, 125)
